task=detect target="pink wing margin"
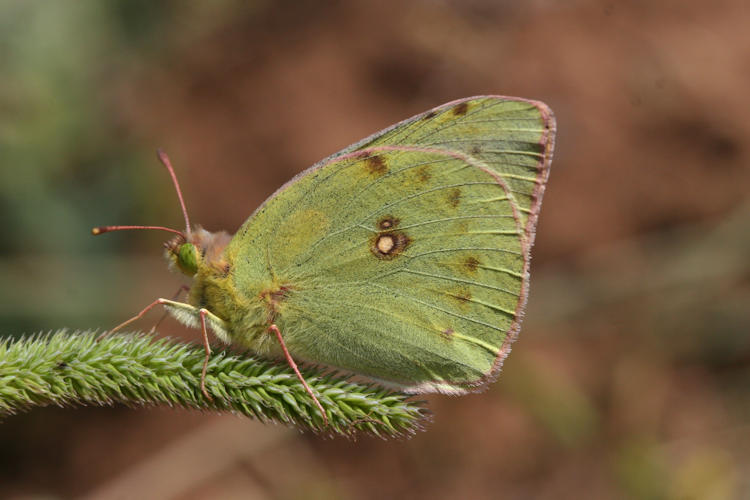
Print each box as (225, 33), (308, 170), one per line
(472, 96), (556, 392)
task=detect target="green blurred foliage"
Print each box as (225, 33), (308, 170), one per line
(1, 1), (135, 255)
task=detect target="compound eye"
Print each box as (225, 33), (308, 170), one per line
(177, 243), (198, 276)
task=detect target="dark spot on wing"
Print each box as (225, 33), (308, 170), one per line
(452, 102), (469, 116)
(416, 165), (432, 183)
(463, 256), (480, 273)
(370, 231), (411, 260)
(364, 155), (388, 175)
(423, 111), (437, 120)
(377, 215), (400, 230)
(447, 188), (461, 208)
(470, 145), (482, 155)
(442, 328), (455, 340)
(449, 288), (472, 306)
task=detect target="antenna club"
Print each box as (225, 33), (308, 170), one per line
(91, 227), (103, 235)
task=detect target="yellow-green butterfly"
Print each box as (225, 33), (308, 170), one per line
(94, 96), (556, 425)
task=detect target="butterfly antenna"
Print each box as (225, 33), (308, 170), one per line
(156, 149), (192, 236)
(91, 225), (186, 238)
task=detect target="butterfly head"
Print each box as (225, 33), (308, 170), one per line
(164, 227), (232, 277)
(93, 149), (232, 278)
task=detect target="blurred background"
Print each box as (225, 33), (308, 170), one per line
(1, 0), (749, 498)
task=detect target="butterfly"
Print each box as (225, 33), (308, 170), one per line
(94, 96), (556, 426)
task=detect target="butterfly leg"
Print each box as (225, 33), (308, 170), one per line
(149, 285), (190, 334)
(268, 324), (328, 427)
(100, 298), (224, 400)
(198, 308), (213, 401)
(98, 298), (171, 340)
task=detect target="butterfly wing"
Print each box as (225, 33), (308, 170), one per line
(227, 96), (555, 393)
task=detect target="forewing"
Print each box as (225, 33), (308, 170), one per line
(331, 95), (554, 245)
(229, 96), (555, 392)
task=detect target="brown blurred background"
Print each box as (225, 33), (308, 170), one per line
(1, 1), (749, 498)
